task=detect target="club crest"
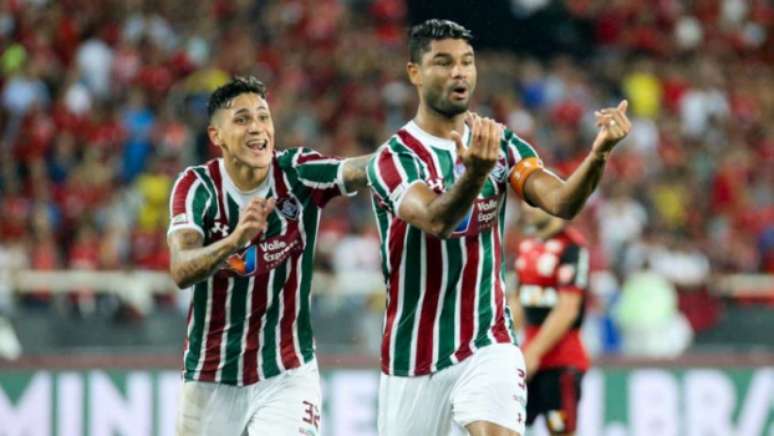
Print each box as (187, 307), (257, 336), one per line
(277, 197), (299, 220)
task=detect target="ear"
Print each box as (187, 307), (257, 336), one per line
(407, 61), (422, 87)
(207, 124), (221, 147)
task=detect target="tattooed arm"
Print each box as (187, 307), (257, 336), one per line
(168, 198), (275, 288)
(341, 154), (372, 192)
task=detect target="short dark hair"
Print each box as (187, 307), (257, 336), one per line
(208, 76), (268, 119)
(408, 19), (474, 63)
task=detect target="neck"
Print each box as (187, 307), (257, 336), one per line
(536, 219), (565, 240)
(223, 155), (270, 191)
(413, 102), (466, 139)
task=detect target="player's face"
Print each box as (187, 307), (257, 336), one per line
(412, 38), (477, 117)
(210, 93), (274, 170)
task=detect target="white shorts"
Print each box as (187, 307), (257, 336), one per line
(176, 360), (322, 436)
(378, 343), (528, 436)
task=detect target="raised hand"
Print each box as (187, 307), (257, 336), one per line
(230, 197), (275, 247)
(451, 112), (504, 176)
(592, 100), (631, 157)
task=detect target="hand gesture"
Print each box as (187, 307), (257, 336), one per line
(592, 100), (631, 157)
(451, 112), (504, 176)
(230, 197), (275, 248)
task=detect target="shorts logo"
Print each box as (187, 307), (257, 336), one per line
(277, 197), (299, 220)
(171, 213), (188, 225)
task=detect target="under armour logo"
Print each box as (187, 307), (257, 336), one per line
(212, 222), (229, 237)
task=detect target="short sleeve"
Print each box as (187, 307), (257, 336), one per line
(556, 244), (589, 293)
(168, 169), (211, 237)
(366, 144), (424, 215)
(292, 147), (353, 208)
(504, 129), (544, 199)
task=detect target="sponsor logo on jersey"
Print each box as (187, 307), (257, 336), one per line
(277, 197), (299, 220)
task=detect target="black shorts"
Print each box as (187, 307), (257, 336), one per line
(526, 367), (584, 433)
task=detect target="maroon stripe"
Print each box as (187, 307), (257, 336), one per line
(279, 252), (302, 370)
(491, 224), (511, 343)
(560, 370), (579, 432)
(397, 129), (439, 179)
(272, 158), (286, 197)
(454, 235), (479, 361)
(415, 235), (443, 373)
(242, 273), (270, 385)
(381, 219), (407, 373)
(171, 170), (197, 216)
(198, 275), (230, 381)
(207, 159), (227, 222)
(377, 149), (404, 192)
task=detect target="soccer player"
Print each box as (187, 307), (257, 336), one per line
(367, 19), (629, 436)
(167, 76), (369, 436)
(511, 203), (590, 436)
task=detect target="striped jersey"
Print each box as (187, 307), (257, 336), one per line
(367, 120), (542, 376)
(167, 148), (352, 386)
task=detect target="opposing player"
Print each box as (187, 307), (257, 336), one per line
(367, 19), (629, 436)
(511, 203), (589, 436)
(167, 76), (369, 435)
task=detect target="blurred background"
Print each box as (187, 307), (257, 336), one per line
(0, 0), (772, 435)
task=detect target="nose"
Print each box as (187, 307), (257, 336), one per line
(451, 63), (466, 80)
(247, 118), (261, 134)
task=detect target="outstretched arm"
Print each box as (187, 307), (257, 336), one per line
(398, 114), (503, 239)
(520, 100), (631, 219)
(168, 198), (274, 288)
(341, 154), (372, 192)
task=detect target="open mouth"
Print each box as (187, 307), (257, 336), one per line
(450, 84), (468, 100)
(246, 138), (269, 152)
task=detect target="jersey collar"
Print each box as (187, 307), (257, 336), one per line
(404, 120), (470, 151)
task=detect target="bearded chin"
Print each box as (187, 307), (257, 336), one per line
(427, 92), (468, 118)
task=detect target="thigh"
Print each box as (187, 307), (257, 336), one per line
(247, 361), (323, 436)
(528, 367), (584, 434)
(451, 344), (528, 435)
(378, 371), (456, 436)
(176, 380), (251, 436)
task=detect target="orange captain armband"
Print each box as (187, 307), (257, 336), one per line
(509, 157), (544, 199)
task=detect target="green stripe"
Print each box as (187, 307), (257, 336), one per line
(393, 226), (422, 373)
(389, 138), (422, 181)
(190, 183), (210, 229)
(184, 281), (209, 377)
(295, 160), (340, 188)
(220, 276), (250, 383)
(434, 148), (454, 188)
(436, 238), (462, 368)
(367, 157), (391, 203)
(372, 198), (392, 285)
(261, 262), (286, 378)
(474, 230), (494, 348)
(297, 205), (319, 363)
(192, 167), (218, 202)
(508, 131), (538, 160)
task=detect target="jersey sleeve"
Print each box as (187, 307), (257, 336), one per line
(168, 169), (211, 238)
(366, 144), (424, 215)
(556, 244), (589, 294)
(292, 147), (355, 208)
(504, 129), (544, 200)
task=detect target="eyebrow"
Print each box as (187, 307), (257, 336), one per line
(233, 106), (269, 116)
(432, 51), (474, 59)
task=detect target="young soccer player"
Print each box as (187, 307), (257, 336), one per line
(512, 203), (590, 436)
(167, 76), (369, 435)
(367, 19), (629, 436)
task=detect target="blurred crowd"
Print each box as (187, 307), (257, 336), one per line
(0, 0), (772, 355)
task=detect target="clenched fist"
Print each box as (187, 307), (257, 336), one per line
(592, 100), (631, 158)
(451, 112), (504, 176)
(230, 197), (275, 248)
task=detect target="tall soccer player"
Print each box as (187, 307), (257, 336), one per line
(511, 203), (590, 436)
(367, 19), (630, 436)
(167, 76), (369, 435)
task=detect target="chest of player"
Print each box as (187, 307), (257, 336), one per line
(205, 192), (309, 277)
(515, 238), (569, 307)
(422, 147), (509, 236)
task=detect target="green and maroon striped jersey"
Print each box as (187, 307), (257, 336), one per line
(367, 121), (541, 377)
(168, 147), (352, 386)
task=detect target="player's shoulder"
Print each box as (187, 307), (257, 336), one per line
(277, 147), (340, 169)
(174, 159), (218, 186)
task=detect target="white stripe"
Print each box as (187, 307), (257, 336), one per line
(283, 169), (307, 365)
(182, 295), (196, 369)
(389, 226), (409, 375)
(256, 269), (275, 380)
(487, 228), (497, 344)
(470, 234), (484, 354)
(451, 238), (467, 365)
(430, 241), (449, 372)
(237, 275), (255, 385)
(195, 278), (214, 375)
(215, 278), (234, 383)
(408, 234), (427, 374)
